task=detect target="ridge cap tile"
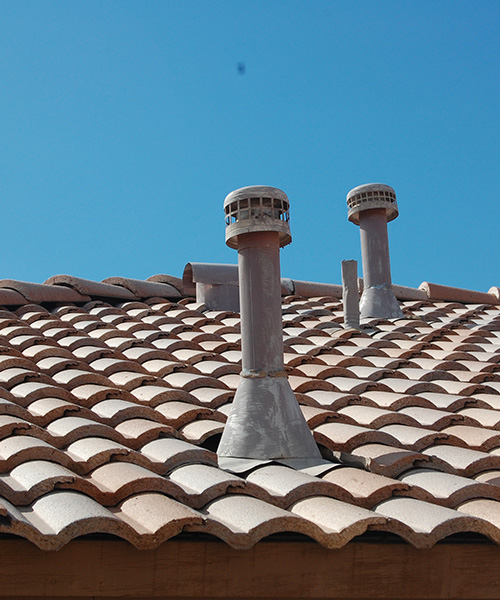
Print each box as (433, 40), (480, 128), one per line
(103, 277), (182, 300)
(44, 275), (137, 300)
(0, 280), (90, 304)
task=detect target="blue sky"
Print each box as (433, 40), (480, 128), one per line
(1, 1), (499, 292)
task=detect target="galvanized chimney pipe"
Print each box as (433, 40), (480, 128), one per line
(347, 183), (403, 320)
(218, 186), (321, 467)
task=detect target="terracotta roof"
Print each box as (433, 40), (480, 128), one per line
(0, 273), (498, 550)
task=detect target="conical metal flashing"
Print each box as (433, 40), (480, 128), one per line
(218, 376), (321, 461)
(218, 186), (322, 469)
(346, 183), (403, 320)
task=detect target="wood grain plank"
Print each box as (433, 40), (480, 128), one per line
(0, 538), (499, 599)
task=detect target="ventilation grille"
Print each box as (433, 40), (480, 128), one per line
(346, 183), (399, 225)
(347, 189), (396, 212)
(224, 186), (292, 249)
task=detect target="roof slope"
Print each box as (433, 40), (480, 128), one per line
(0, 274), (499, 550)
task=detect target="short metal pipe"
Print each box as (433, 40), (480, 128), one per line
(341, 260), (360, 330)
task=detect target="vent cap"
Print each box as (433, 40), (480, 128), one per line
(347, 183), (398, 225)
(224, 185), (291, 249)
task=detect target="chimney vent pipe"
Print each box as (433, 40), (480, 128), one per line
(218, 186), (321, 468)
(346, 183), (403, 320)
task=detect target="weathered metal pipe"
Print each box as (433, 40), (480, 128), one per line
(238, 231), (284, 374)
(218, 186), (321, 466)
(347, 183), (403, 320)
(341, 260), (360, 330)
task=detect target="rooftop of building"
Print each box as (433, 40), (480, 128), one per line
(0, 271), (497, 551)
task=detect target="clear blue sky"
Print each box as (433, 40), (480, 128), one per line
(1, 1), (499, 292)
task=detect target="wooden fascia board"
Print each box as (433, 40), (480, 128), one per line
(0, 538), (499, 599)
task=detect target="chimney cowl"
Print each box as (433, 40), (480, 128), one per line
(224, 185), (291, 249)
(347, 183), (398, 225)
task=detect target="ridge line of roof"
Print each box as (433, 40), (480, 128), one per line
(0, 272), (496, 307)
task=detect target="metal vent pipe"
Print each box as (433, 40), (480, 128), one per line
(342, 260), (360, 330)
(218, 186), (321, 467)
(346, 183), (403, 320)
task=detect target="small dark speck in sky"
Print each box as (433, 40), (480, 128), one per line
(237, 62), (246, 75)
